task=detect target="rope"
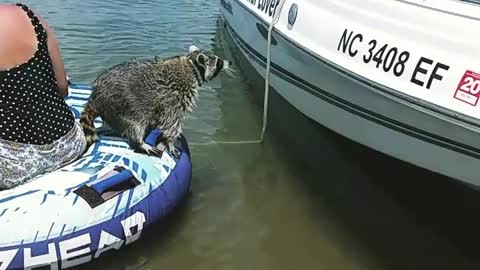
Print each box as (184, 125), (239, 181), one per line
(191, 0), (288, 147)
(260, 0), (287, 141)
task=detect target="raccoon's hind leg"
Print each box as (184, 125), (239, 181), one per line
(158, 125), (182, 159)
(152, 135), (179, 159)
(124, 120), (164, 157)
(166, 140), (180, 159)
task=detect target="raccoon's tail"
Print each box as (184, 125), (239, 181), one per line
(80, 102), (99, 148)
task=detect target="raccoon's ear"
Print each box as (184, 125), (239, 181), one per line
(189, 45), (201, 53)
(196, 54), (206, 65)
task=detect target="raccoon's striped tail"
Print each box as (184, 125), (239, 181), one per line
(80, 102), (99, 148)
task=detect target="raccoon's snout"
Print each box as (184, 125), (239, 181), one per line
(221, 59), (239, 80)
(223, 60), (232, 70)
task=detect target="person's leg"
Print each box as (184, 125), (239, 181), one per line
(0, 142), (47, 189)
(54, 122), (87, 168)
(0, 122), (86, 190)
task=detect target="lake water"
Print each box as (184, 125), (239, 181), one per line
(12, 0), (480, 269)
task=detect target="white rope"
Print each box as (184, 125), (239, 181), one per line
(190, 1), (288, 147)
(260, 0), (287, 141)
(189, 140), (261, 146)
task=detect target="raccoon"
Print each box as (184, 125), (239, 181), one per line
(79, 45), (231, 158)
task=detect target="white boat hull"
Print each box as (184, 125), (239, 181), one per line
(220, 0), (480, 187)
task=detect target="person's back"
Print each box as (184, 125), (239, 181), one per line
(0, 3), (85, 189)
(0, 5), (36, 71)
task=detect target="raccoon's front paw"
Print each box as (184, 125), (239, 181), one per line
(170, 148), (181, 159)
(135, 143), (163, 158)
(147, 147), (164, 158)
(166, 142), (181, 159)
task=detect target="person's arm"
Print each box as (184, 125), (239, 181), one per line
(36, 13), (69, 98)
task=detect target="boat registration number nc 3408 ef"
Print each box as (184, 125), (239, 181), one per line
(337, 28), (450, 91)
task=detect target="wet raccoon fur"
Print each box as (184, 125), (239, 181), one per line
(79, 45), (231, 158)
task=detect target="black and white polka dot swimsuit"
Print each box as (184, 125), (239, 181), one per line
(0, 3), (74, 145)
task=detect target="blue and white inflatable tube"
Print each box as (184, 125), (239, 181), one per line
(0, 84), (192, 269)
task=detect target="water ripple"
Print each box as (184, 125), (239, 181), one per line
(13, 0), (219, 83)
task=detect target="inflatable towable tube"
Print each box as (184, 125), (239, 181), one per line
(0, 84), (192, 269)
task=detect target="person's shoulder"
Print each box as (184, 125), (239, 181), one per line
(0, 4), (26, 22)
(0, 4), (22, 14)
(0, 3), (17, 11)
